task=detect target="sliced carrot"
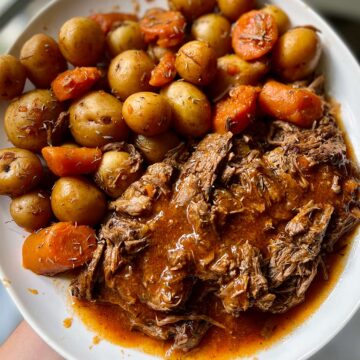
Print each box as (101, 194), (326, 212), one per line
(51, 67), (102, 102)
(259, 80), (324, 127)
(213, 85), (260, 134)
(22, 222), (97, 276)
(232, 10), (278, 60)
(149, 52), (177, 87)
(42, 146), (102, 177)
(89, 12), (138, 33)
(140, 9), (186, 48)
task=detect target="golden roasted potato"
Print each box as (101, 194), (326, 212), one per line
(122, 92), (172, 136)
(0, 148), (43, 197)
(272, 27), (322, 81)
(0, 55), (26, 100)
(262, 5), (290, 35)
(217, 0), (255, 21)
(51, 176), (106, 226)
(161, 81), (211, 137)
(168, 0), (216, 20)
(4, 89), (63, 152)
(10, 191), (52, 231)
(20, 33), (67, 88)
(191, 14), (231, 58)
(69, 90), (128, 147)
(108, 50), (155, 100)
(175, 40), (217, 86)
(58, 17), (105, 66)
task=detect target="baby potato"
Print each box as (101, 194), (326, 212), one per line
(262, 5), (290, 35)
(135, 131), (180, 164)
(51, 176), (106, 226)
(168, 0), (216, 20)
(69, 91), (128, 147)
(108, 50), (155, 101)
(0, 148), (43, 197)
(4, 89), (63, 152)
(147, 44), (172, 63)
(0, 55), (26, 100)
(218, 0), (255, 22)
(20, 33), (67, 88)
(161, 81), (211, 137)
(59, 17), (105, 66)
(175, 41), (217, 86)
(10, 191), (52, 231)
(122, 92), (172, 136)
(106, 21), (145, 57)
(272, 27), (322, 82)
(95, 150), (142, 198)
(191, 14), (231, 58)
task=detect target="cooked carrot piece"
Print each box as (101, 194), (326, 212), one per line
(51, 67), (101, 102)
(22, 222), (97, 276)
(149, 52), (177, 87)
(232, 10), (278, 60)
(89, 12), (138, 33)
(140, 9), (186, 48)
(42, 146), (102, 177)
(213, 85), (260, 134)
(259, 80), (324, 127)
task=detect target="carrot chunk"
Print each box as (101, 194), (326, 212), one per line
(51, 67), (101, 102)
(213, 85), (260, 134)
(259, 80), (324, 127)
(232, 10), (278, 60)
(22, 222), (97, 276)
(89, 12), (138, 33)
(42, 146), (102, 177)
(140, 9), (186, 48)
(149, 52), (177, 87)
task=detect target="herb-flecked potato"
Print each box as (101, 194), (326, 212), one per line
(10, 190), (52, 231)
(69, 90), (128, 147)
(262, 5), (290, 35)
(0, 55), (26, 100)
(108, 50), (155, 100)
(175, 41), (217, 86)
(4, 89), (63, 152)
(51, 176), (106, 226)
(272, 27), (322, 81)
(0, 148), (43, 197)
(123, 92), (172, 136)
(168, 0), (216, 20)
(58, 17), (105, 66)
(191, 14), (231, 58)
(135, 131), (181, 164)
(161, 81), (211, 137)
(20, 34), (67, 88)
(217, 0), (255, 22)
(106, 21), (145, 57)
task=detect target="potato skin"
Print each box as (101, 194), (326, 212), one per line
(161, 81), (211, 137)
(262, 5), (290, 35)
(20, 33), (67, 88)
(0, 55), (26, 100)
(51, 176), (106, 226)
(58, 17), (105, 66)
(106, 21), (145, 57)
(123, 92), (172, 136)
(0, 148), (43, 197)
(108, 50), (154, 101)
(4, 90), (63, 152)
(175, 41), (217, 86)
(10, 191), (52, 231)
(218, 0), (255, 21)
(69, 90), (128, 147)
(272, 27), (322, 82)
(135, 131), (180, 164)
(168, 0), (216, 20)
(191, 14), (231, 58)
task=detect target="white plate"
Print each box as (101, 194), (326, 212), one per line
(1, 0), (360, 359)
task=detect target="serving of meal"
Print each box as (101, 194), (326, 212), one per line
(0, 0), (360, 359)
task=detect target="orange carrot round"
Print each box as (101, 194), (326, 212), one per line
(149, 52), (177, 87)
(42, 146), (102, 177)
(22, 222), (97, 276)
(259, 80), (324, 127)
(232, 10), (278, 60)
(89, 12), (138, 33)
